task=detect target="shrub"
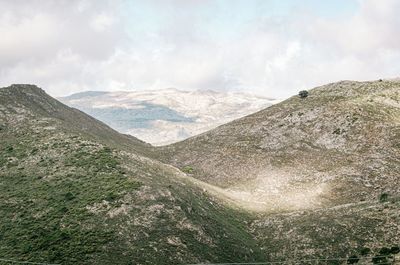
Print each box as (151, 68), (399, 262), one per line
(379, 247), (391, 256)
(370, 247), (393, 265)
(360, 247), (371, 256)
(64, 192), (75, 201)
(379, 193), (389, 203)
(299, 90), (309, 98)
(347, 255), (359, 264)
(182, 166), (194, 174)
(372, 255), (387, 264)
(105, 192), (118, 202)
(390, 246), (400, 254)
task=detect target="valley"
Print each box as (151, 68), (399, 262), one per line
(0, 81), (399, 264)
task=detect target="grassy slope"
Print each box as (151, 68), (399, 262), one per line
(0, 85), (264, 264)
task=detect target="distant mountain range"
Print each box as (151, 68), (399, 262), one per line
(59, 88), (277, 145)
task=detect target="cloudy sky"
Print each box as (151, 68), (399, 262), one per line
(1, 0), (399, 98)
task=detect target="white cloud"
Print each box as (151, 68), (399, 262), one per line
(90, 13), (116, 32)
(0, 0), (399, 99)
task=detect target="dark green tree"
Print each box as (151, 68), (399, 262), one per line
(379, 193), (389, 202)
(299, 90), (309, 98)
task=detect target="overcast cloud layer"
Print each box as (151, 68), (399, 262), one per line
(1, 0), (399, 98)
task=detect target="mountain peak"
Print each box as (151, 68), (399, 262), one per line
(1, 84), (63, 116)
(1, 84), (50, 105)
(6, 84), (45, 94)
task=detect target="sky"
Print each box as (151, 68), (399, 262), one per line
(1, 0), (400, 99)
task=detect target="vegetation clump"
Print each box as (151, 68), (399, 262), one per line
(379, 192), (389, 203)
(360, 247), (371, 256)
(372, 247), (391, 264)
(182, 165), (194, 174)
(347, 255), (359, 264)
(298, 90), (309, 98)
(390, 246), (400, 254)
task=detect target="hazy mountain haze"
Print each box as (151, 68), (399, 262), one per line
(59, 88), (277, 145)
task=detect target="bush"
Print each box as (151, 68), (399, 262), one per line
(390, 246), (400, 254)
(360, 247), (371, 256)
(379, 193), (389, 203)
(379, 247), (391, 256)
(372, 255), (388, 264)
(347, 255), (359, 264)
(64, 192), (75, 201)
(370, 247), (392, 265)
(182, 166), (194, 174)
(299, 90), (309, 98)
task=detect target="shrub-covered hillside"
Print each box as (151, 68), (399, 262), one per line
(0, 85), (264, 264)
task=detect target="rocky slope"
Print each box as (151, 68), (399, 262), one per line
(157, 80), (400, 212)
(0, 85), (264, 264)
(59, 88), (276, 145)
(1, 82), (399, 265)
(250, 197), (400, 263)
(153, 79), (400, 264)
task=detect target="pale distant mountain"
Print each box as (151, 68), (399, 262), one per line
(59, 88), (277, 145)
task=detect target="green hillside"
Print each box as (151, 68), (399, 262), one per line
(0, 85), (264, 264)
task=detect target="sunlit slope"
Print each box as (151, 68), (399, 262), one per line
(158, 80), (400, 212)
(0, 85), (264, 264)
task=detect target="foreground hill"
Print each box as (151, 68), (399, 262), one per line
(1, 83), (399, 264)
(59, 88), (275, 145)
(0, 85), (264, 264)
(158, 80), (400, 212)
